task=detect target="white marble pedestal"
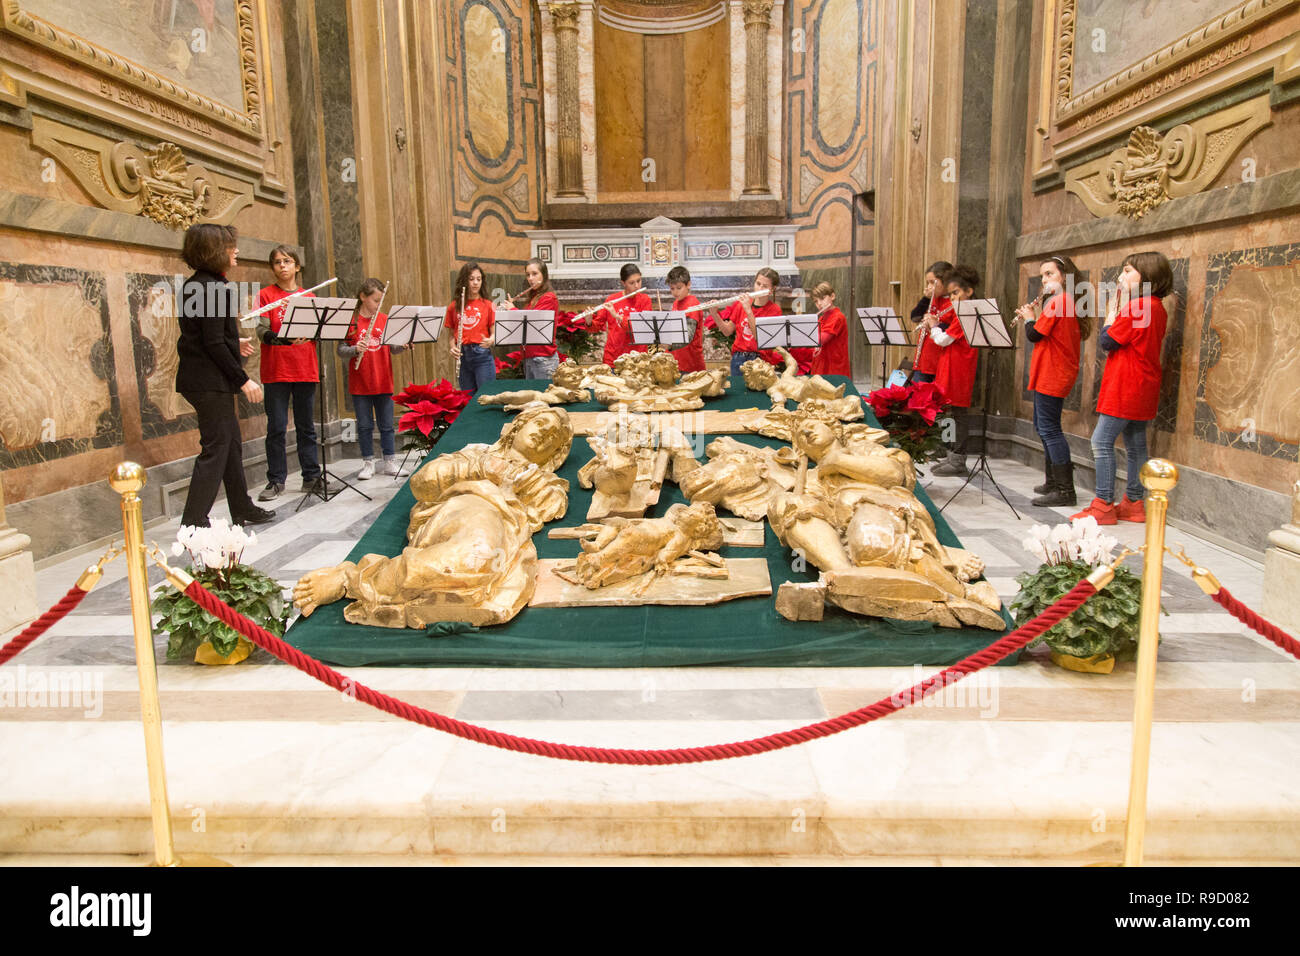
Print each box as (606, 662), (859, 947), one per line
(1263, 542), (1300, 637)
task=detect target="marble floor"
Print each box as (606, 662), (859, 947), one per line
(2, 455), (1297, 865)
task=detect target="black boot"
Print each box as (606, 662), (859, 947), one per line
(1032, 461), (1077, 507)
(1033, 459), (1052, 495)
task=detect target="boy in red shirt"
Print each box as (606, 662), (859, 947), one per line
(666, 265), (706, 372)
(710, 267), (782, 376)
(255, 245), (323, 500)
(929, 265), (981, 477)
(809, 281), (850, 377)
(1072, 251), (1172, 525)
(590, 263), (652, 366)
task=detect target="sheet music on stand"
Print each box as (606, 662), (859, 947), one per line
(956, 298), (1013, 348)
(280, 296), (359, 340)
(629, 311), (689, 348)
(856, 307), (911, 346)
(495, 309), (556, 348)
(755, 313), (820, 350)
(382, 305), (446, 346)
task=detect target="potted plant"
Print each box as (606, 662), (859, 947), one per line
(554, 310), (599, 364)
(1010, 516), (1142, 673)
(864, 381), (951, 464)
(495, 350), (525, 380)
(393, 379), (471, 456)
(151, 521), (289, 665)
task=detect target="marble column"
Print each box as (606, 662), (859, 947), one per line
(551, 2), (585, 198)
(0, 477), (37, 633)
(742, 0), (774, 195)
(1263, 479), (1300, 636)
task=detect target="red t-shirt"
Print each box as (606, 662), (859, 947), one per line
(447, 298), (495, 346)
(670, 295), (706, 372)
(811, 306), (850, 377)
(1028, 291), (1080, 398)
(720, 299), (781, 353)
(914, 296), (950, 375)
(592, 291), (652, 365)
(345, 312), (393, 396)
(522, 290), (559, 359)
(1097, 295), (1168, 421)
(257, 285), (319, 383)
(933, 310), (978, 408)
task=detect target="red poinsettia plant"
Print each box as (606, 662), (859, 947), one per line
(393, 379), (471, 453)
(865, 380), (951, 463)
(554, 309), (599, 364)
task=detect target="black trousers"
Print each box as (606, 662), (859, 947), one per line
(181, 390), (254, 527)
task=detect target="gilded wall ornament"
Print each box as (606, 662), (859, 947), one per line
(1063, 95), (1272, 220)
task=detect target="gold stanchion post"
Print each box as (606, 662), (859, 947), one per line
(1122, 459), (1179, 867)
(109, 462), (229, 867)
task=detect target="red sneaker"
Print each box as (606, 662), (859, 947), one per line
(1116, 495), (1146, 523)
(1070, 497), (1117, 525)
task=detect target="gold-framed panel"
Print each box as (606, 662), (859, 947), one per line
(0, 0), (263, 139)
(1052, 0), (1298, 125)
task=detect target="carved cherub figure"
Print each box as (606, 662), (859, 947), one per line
(577, 414), (698, 519)
(572, 501), (724, 589)
(478, 384), (590, 410)
(741, 347), (846, 406)
(582, 350), (730, 412)
(766, 404), (1003, 629)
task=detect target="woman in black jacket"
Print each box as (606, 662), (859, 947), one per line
(176, 224), (275, 527)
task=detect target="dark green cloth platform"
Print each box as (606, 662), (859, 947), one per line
(286, 377), (1017, 666)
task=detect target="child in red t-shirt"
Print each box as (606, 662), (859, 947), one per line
(711, 267), (782, 376)
(809, 281), (850, 377)
(338, 277), (408, 479)
(910, 261), (953, 384)
(1073, 252), (1172, 525)
(590, 263), (653, 366)
(506, 258), (560, 380)
(255, 245), (323, 500)
(929, 265), (981, 477)
(665, 265), (706, 372)
(1015, 253), (1088, 508)
(447, 261), (496, 392)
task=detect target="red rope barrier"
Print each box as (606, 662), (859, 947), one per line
(181, 577), (1098, 764)
(1210, 586), (1300, 662)
(0, 584), (90, 666)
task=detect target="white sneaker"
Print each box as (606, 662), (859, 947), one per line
(382, 457), (405, 477)
(358, 459), (374, 480)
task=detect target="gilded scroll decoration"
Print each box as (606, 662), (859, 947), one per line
(1063, 95), (1272, 220)
(31, 116), (253, 228)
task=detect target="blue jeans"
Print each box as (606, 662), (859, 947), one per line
(1032, 392), (1070, 466)
(1091, 414), (1148, 503)
(458, 343), (496, 392)
(524, 354), (559, 380)
(264, 381), (320, 484)
(353, 392), (395, 459)
(730, 350), (760, 376)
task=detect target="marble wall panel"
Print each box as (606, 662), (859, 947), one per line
(0, 263), (120, 470)
(1195, 242), (1300, 461)
(445, 1), (542, 267)
(785, 0), (874, 267)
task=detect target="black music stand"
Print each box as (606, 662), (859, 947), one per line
(383, 305), (447, 479)
(857, 307), (911, 387)
(629, 310), (690, 349)
(496, 309), (557, 375)
(280, 296), (372, 510)
(755, 312), (820, 351)
(937, 298), (1020, 520)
